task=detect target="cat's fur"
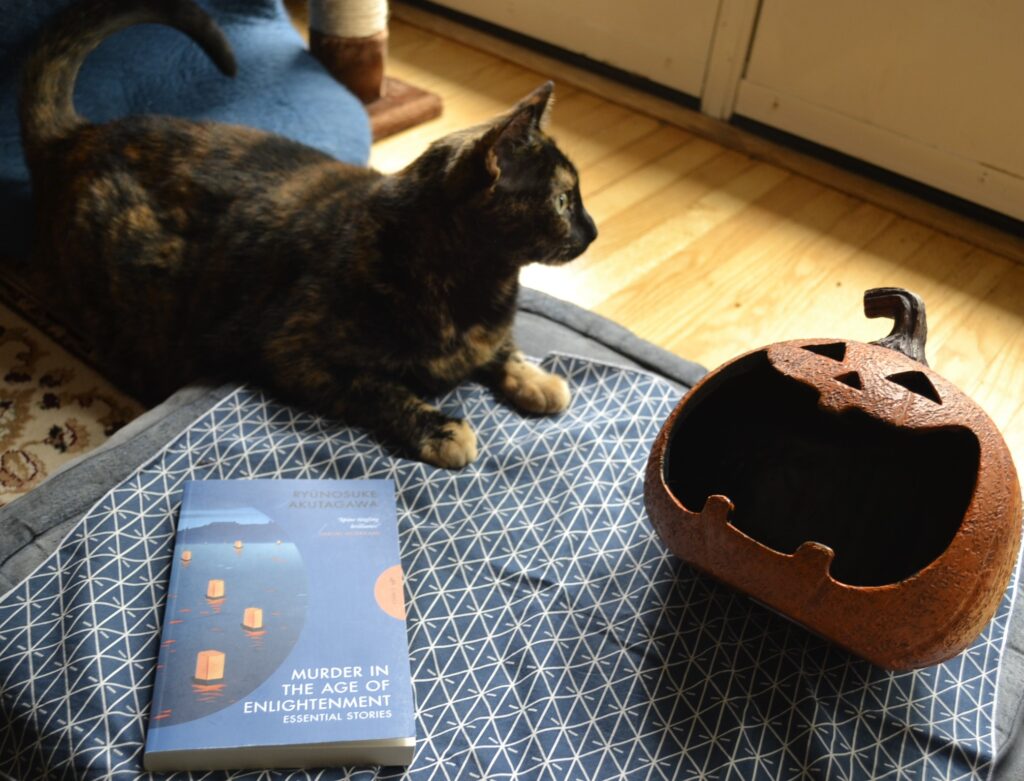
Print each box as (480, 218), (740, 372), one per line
(19, 0), (597, 468)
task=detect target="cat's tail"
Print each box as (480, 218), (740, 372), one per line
(19, 0), (236, 154)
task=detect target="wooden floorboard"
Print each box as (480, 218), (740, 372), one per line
(376, 17), (1024, 474)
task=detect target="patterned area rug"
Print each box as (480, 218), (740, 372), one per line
(0, 300), (143, 504)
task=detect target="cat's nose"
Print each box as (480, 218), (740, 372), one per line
(581, 208), (598, 244)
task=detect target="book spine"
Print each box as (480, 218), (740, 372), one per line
(146, 481), (195, 748)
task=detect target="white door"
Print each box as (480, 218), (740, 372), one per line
(734, 0), (1024, 220)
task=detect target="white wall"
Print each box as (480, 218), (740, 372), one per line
(427, 0), (1024, 220)
(432, 0), (722, 98)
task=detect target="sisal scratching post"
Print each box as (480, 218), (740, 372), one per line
(309, 0), (441, 140)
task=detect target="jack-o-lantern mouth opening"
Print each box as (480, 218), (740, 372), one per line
(663, 351), (980, 587)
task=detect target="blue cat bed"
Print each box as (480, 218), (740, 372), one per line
(0, 0), (372, 259)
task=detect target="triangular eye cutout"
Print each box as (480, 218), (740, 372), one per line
(802, 342), (846, 362)
(886, 370), (942, 404)
(835, 371), (862, 390)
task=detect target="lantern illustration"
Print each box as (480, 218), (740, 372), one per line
(194, 649), (225, 682)
(644, 288), (1021, 670)
(242, 607), (264, 630)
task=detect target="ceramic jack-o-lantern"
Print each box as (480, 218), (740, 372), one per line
(644, 288), (1021, 670)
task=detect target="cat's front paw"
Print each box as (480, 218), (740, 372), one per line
(419, 419), (478, 469)
(502, 359), (571, 415)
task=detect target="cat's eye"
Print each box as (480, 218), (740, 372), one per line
(555, 192), (570, 214)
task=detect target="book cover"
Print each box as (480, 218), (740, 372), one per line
(143, 479), (415, 772)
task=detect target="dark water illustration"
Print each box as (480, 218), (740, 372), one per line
(151, 542), (307, 727)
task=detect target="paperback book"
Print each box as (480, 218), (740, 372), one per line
(144, 479), (415, 772)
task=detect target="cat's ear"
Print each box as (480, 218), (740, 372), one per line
(511, 81), (555, 132)
(443, 82), (555, 197)
(482, 81), (555, 182)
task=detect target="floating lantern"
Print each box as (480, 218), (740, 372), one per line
(234, 540), (244, 550)
(242, 607), (264, 630)
(206, 579), (225, 599)
(276, 540), (282, 545)
(194, 649), (225, 682)
(180, 550), (192, 562)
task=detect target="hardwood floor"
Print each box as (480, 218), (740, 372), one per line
(375, 17), (1024, 473)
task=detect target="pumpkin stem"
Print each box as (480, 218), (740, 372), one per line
(864, 287), (929, 366)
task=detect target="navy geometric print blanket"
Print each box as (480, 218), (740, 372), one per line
(0, 354), (1016, 780)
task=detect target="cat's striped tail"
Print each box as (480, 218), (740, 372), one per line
(19, 0), (236, 156)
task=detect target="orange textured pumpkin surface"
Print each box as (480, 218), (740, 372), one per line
(644, 288), (1022, 670)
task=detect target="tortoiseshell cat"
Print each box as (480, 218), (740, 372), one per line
(19, 0), (597, 468)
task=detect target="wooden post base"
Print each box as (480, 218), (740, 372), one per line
(366, 76), (442, 140)
(310, 29), (442, 141)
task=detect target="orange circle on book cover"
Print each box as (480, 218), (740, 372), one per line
(374, 565), (406, 620)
